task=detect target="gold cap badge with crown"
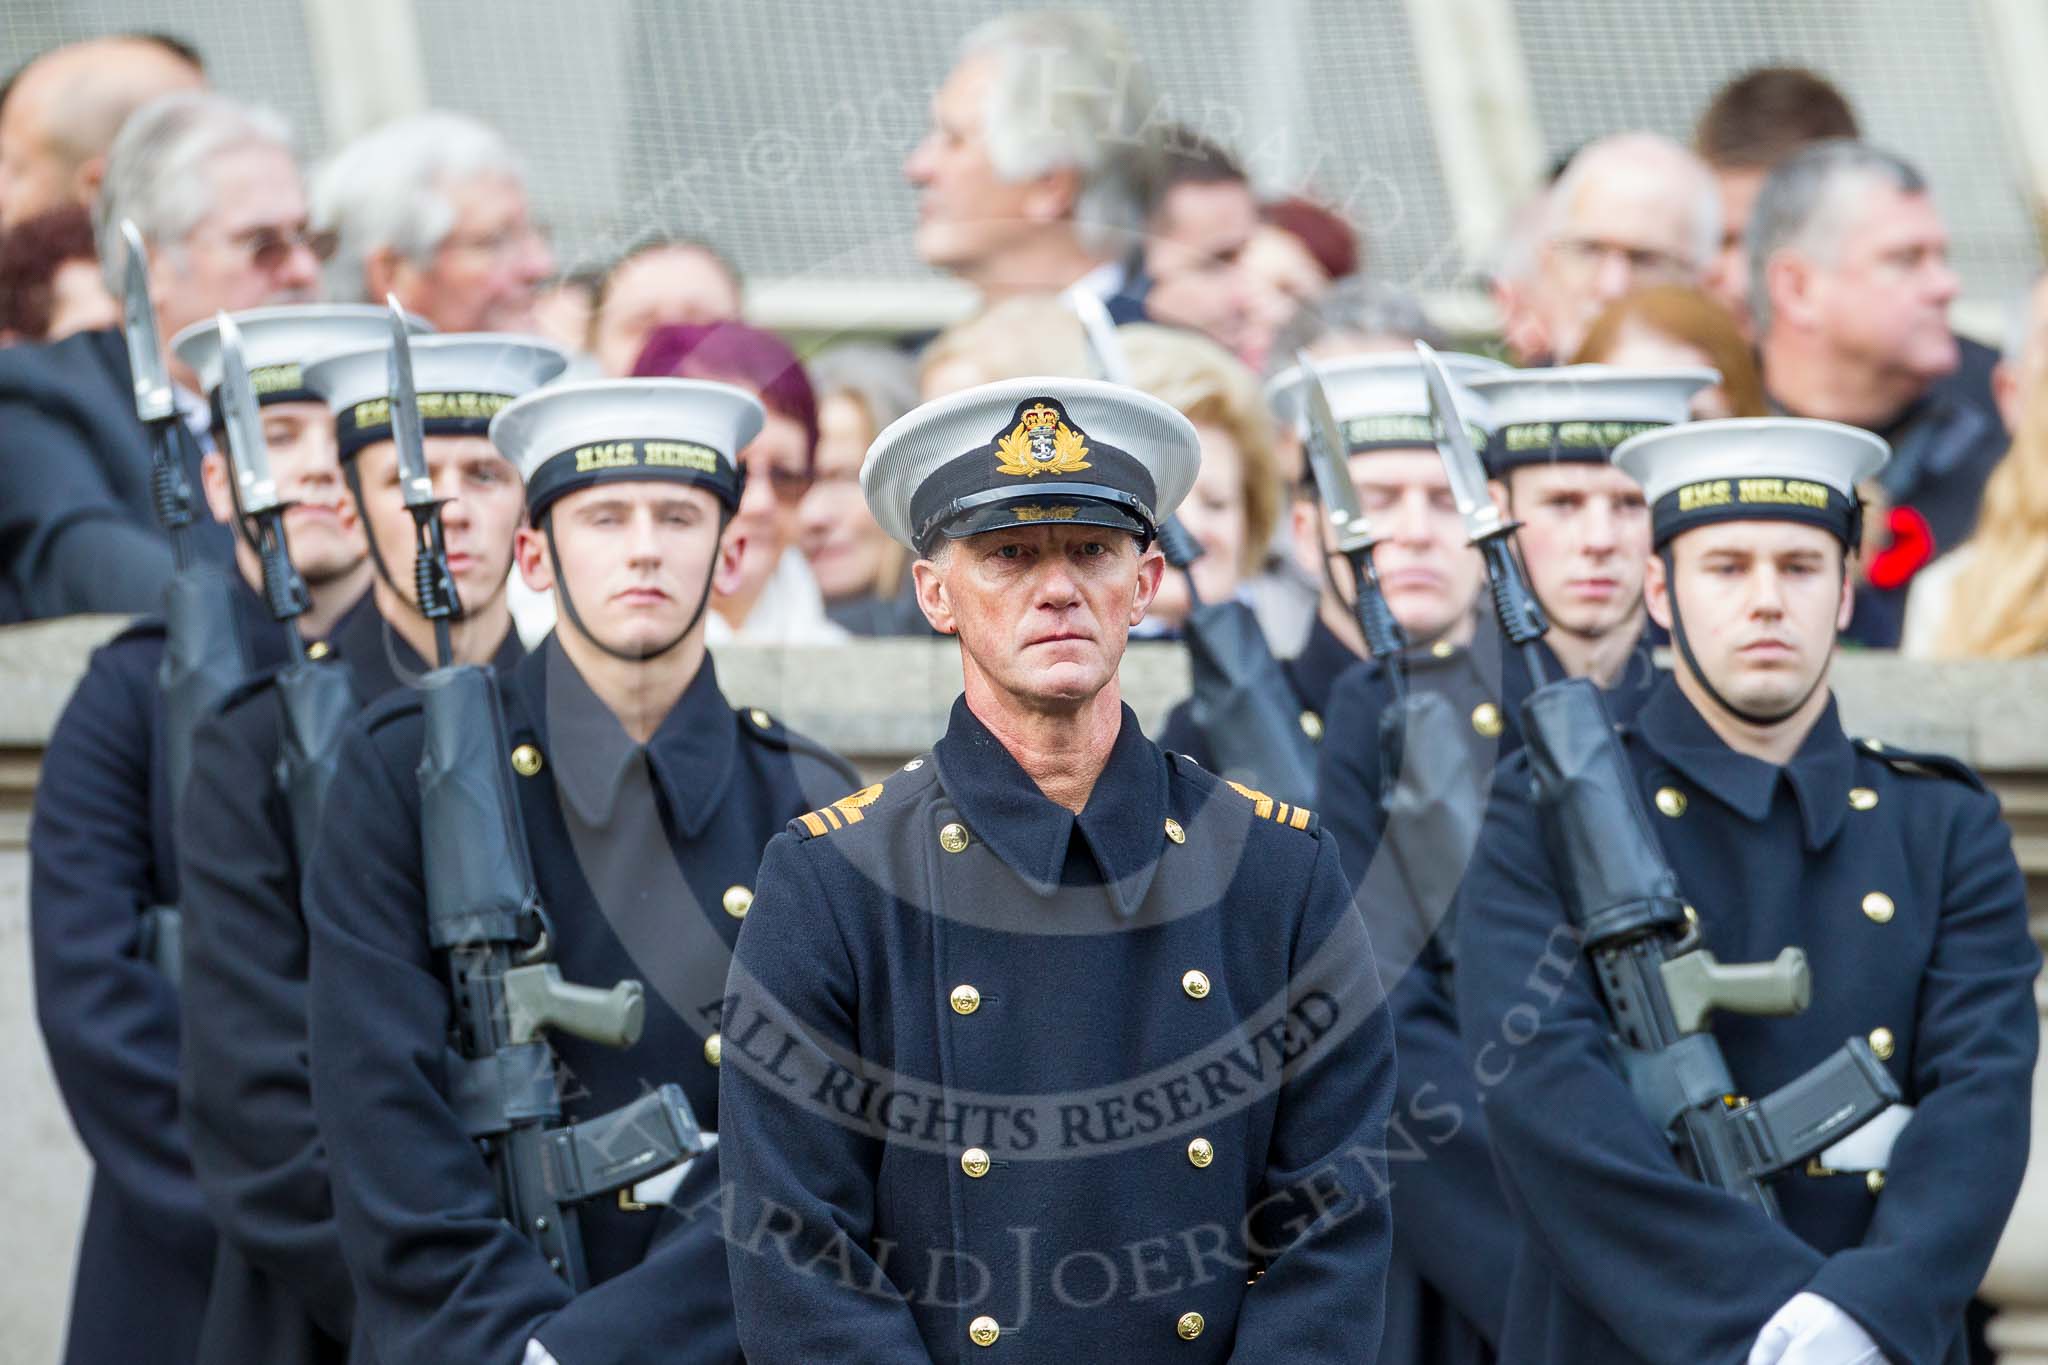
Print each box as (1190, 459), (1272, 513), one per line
(995, 400), (1092, 477)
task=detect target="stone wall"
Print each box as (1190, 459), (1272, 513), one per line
(2, 619), (2043, 1363)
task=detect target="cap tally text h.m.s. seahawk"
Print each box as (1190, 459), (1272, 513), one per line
(489, 378), (766, 521)
(1465, 364), (1717, 476)
(170, 303), (433, 431)
(1263, 351), (1505, 457)
(862, 376), (1200, 554)
(300, 333), (570, 460)
(1613, 417), (1890, 551)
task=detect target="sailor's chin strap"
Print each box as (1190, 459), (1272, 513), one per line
(1658, 545), (1836, 728)
(542, 508), (729, 664)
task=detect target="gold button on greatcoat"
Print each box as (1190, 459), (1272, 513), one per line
(939, 822), (970, 853)
(1862, 892), (1895, 924)
(1655, 786), (1687, 818)
(1682, 904), (1700, 931)
(1471, 702), (1503, 738)
(961, 1147), (991, 1178)
(1299, 710), (1324, 741)
(1431, 639), (1455, 659)
(1868, 1027), (1896, 1061)
(511, 744), (543, 777)
(1181, 969), (1211, 1000)
(1187, 1136), (1214, 1168)
(950, 984), (981, 1015)
(702, 1033), (722, 1066)
(306, 639), (331, 660)
(969, 1316), (1000, 1347)
(748, 708), (771, 729)
(1177, 1311), (1206, 1340)
(1849, 787), (1879, 811)
(1866, 1170), (1886, 1194)
(1164, 818), (1185, 844)
(722, 885), (753, 918)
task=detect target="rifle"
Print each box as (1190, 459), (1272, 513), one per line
(120, 222), (248, 985)
(212, 314), (359, 861)
(1296, 354), (1483, 966)
(1064, 288), (1316, 799)
(385, 302), (705, 1286)
(1416, 342), (1900, 1213)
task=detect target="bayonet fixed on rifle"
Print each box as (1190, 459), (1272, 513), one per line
(394, 312), (704, 1284)
(1416, 344), (1901, 1212)
(1416, 341), (1549, 681)
(122, 227), (249, 984)
(215, 314), (359, 857)
(1295, 351), (1409, 674)
(386, 296), (462, 666)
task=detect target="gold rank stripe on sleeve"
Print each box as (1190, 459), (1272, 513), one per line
(797, 783), (887, 838)
(1225, 780), (1314, 831)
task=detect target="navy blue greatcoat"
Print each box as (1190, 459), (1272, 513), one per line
(1454, 677), (2038, 1365)
(303, 637), (854, 1365)
(720, 698), (1398, 1363)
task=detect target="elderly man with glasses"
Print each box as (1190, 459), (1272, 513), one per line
(0, 91), (322, 620)
(1510, 132), (1723, 368)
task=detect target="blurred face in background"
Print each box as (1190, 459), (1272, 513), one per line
(798, 391), (894, 600)
(1779, 183), (1959, 388)
(715, 401), (813, 621)
(905, 53), (1066, 280)
(1240, 224), (1331, 371)
(153, 143), (322, 349)
(1148, 420), (1248, 628)
(1706, 164), (1768, 333)
(1535, 164), (1706, 364)
(384, 172), (553, 335)
(1143, 180), (1259, 358)
(592, 245), (743, 377)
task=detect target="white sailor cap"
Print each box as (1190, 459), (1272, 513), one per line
(862, 376), (1199, 553)
(302, 333), (569, 460)
(489, 378), (764, 519)
(1264, 351), (1505, 456)
(1612, 417), (1890, 550)
(1464, 364), (1717, 475)
(169, 304), (432, 413)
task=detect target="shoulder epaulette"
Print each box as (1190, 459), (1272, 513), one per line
(737, 705), (861, 789)
(794, 781), (889, 839)
(1226, 779), (1317, 833)
(1855, 736), (1986, 793)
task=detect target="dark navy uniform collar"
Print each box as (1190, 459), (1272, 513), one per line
(933, 696), (1168, 917)
(519, 635), (737, 840)
(1284, 615), (1363, 716)
(329, 595), (523, 703)
(1636, 675), (1855, 852)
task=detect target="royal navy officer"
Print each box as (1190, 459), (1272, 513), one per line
(1159, 352), (1501, 780)
(719, 378), (1398, 1361)
(27, 303), (387, 1365)
(302, 377), (856, 1364)
(177, 331), (558, 1364)
(1455, 418), (2039, 1364)
(1310, 363), (1711, 1365)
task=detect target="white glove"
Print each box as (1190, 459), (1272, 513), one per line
(1749, 1292), (1885, 1365)
(524, 1340), (563, 1365)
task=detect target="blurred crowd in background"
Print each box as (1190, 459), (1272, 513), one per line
(1, 12), (2044, 661)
